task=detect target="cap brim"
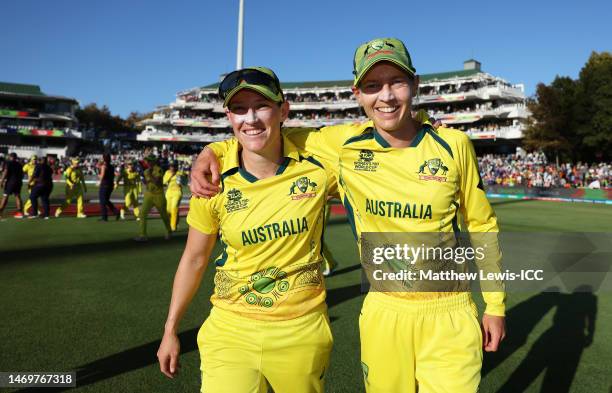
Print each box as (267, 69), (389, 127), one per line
(354, 56), (416, 86)
(223, 85), (283, 107)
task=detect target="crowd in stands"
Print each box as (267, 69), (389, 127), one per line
(479, 152), (611, 189)
(0, 149), (194, 181)
(0, 123), (77, 132)
(176, 91), (359, 106)
(454, 120), (515, 133)
(417, 81), (516, 96)
(177, 93), (201, 103)
(3, 148), (609, 190)
(0, 105), (39, 114)
(428, 102), (497, 117)
(289, 111), (363, 121)
(54, 150), (194, 177)
(286, 93), (355, 103)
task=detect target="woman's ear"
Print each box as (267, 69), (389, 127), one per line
(411, 75), (420, 97)
(351, 85), (362, 105)
(280, 101), (290, 122)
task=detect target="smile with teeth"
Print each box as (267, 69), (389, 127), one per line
(243, 129), (265, 136)
(375, 106), (399, 113)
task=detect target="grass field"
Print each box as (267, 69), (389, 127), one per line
(0, 198), (611, 392)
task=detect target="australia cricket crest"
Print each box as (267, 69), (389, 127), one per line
(417, 158), (449, 182)
(288, 176), (317, 200)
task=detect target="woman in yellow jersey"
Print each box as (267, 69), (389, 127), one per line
(116, 161), (141, 220)
(190, 39), (506, 393)
(157, 67), (336, 393)
(162, 161), (184, 231)
(22, 155), (37, 216)
(135, 155), (172, 241)
(55, 158), (87, 218)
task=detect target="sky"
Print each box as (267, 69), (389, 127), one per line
(1, 0), (610, 117)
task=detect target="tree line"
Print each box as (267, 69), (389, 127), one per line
(524, 51), (611, 162)
(75, 103), (152, 134)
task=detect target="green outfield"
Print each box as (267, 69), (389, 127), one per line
(0, 199), (611, 392)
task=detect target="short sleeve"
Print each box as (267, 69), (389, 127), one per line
(187, 196), (220, 234)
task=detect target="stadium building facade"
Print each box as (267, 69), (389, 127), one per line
(139, 60), (528, 153)
(0, 82), (81, 158)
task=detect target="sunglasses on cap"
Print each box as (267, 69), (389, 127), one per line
(218, 68), (283, 102)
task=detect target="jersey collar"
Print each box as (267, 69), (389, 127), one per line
(370, 125), (428, 149)
(223, 133), (301, 183)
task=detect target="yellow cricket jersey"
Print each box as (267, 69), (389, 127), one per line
(23, 162), (36, 180)
(187, 135), (337, 321)
(64, 167), (85, 189)
(144, 165), (164, 194)
(208, 120), (505, 316)
(163, 170), (184, 194)
(119, 168), (141, 191)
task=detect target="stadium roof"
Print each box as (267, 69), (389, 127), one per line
(0, 82), (45, 96)
(420, 69), (480, 82)
(0, 81), (78, 103)
(201, 68), (482, 90)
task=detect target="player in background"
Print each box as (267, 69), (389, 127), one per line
(163, 161), (186, 231)
(29, 156), (53, 220)
(55, 158), (87, 218)
(190, 38), (506, 393)
(159, 149), (170, 172)
(158, 67), (336, 393)
(135, 155), (171, 241)
(0, 152), (24, 219)
(22, 155), (37, 216)
(116, 160), (141, 220)
(98, 153), (120, 221)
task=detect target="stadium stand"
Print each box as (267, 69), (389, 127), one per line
(0, 82), (82, 159)
(138, 59), (528, 152)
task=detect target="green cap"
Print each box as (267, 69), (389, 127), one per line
(145, 154), (157, 163)
(353, 38), (416, 86)
(221, 67), (284, 107)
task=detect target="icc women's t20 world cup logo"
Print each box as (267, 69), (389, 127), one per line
(224, 188), (249, 213)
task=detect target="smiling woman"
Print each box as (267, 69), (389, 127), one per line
(353, 63), (418, 140)
(350, 38), (421, 147)
(157, 67), (338, 393)
(225, 89), (289, 172)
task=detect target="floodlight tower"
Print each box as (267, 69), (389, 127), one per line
(236, 0), (244, 70)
